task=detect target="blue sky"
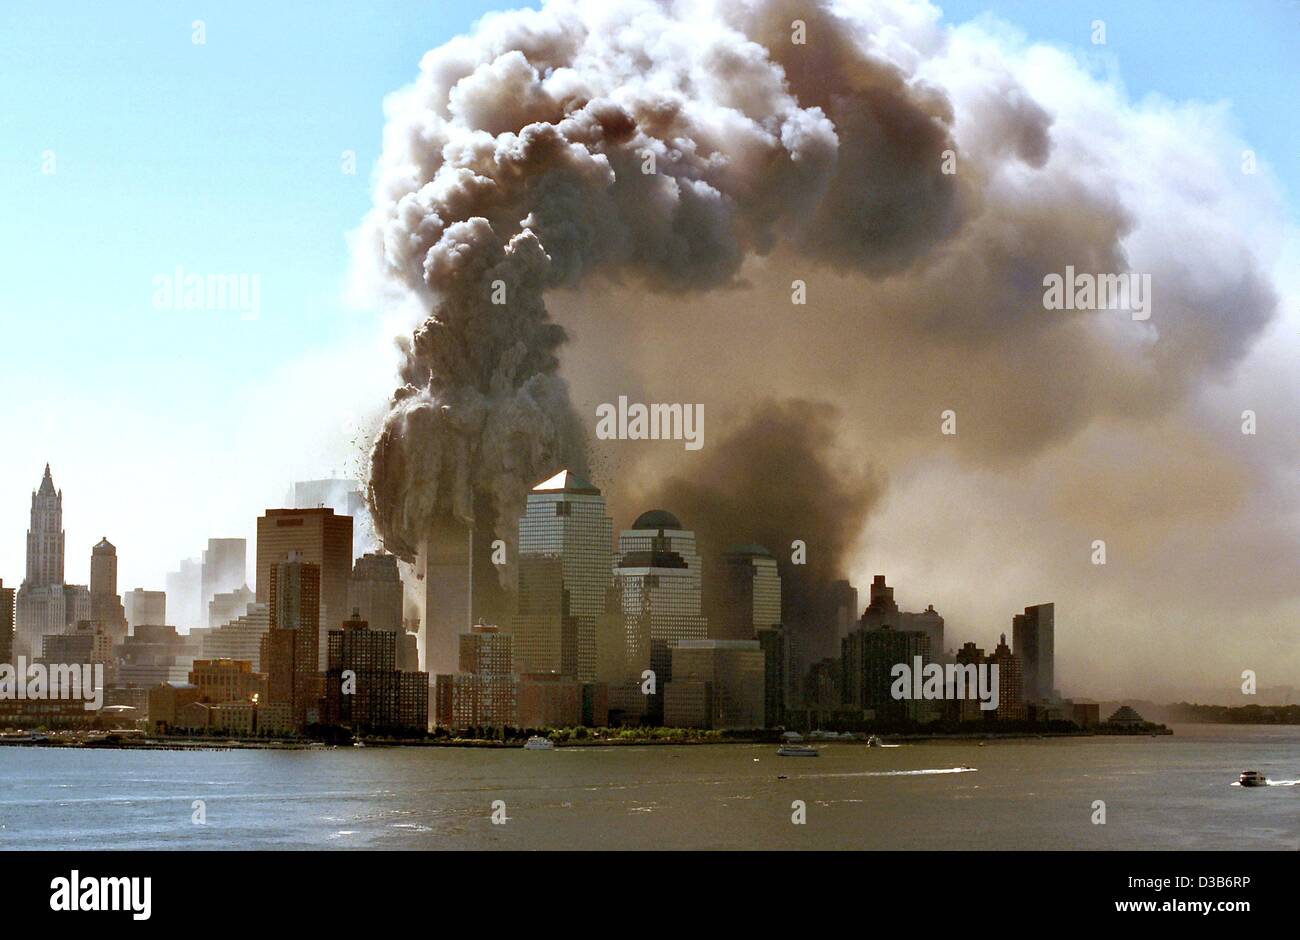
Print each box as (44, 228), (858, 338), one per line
(0, 0), (1295, 594)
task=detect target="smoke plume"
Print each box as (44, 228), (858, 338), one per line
(358, 0), (1292, 690)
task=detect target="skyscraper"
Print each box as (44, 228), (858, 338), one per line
(15, 465), (70, 658)
(200, 538), (247, 613)
(990, 632), (1026, 720)
(89, 538), (128, 644)
(610, 509), (707, 723)
(124, 589), (166, 633)
(708, 544), (782, 641)
(260, 554), (322, 730)
(256, 508), (354, 670)
(1012, 602), (1055, 702)
(290, 477), (373, 560)
(418, 522), (473, 679)
(512, 470), (614, 681)
(25, 464), (64, 588)
(0, 580), (14, 666)
(842, 623), (932, 722)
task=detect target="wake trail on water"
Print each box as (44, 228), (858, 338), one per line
(795, 767), (978, 780)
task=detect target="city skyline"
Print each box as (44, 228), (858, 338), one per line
(1, 0), (1296, 705)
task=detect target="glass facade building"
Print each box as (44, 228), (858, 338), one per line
(514, 470), (613, 682)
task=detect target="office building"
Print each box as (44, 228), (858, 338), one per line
(1012, 602), (1055, 702)
(990, 633), (1026, 720)
(0, 579), (14, 665)
(756, 626), (787, 728)
(89, 538), (128, 644)
(609, 510), (708, 723)
(433, 623), (516, 731)
(858, 575), (945, 657)
(513, 470), (613, 682)
(664, 639), (765, 730)
(289, 477), (372, 559)
(323, 611), (425, 734)
(188, 658), (265, 704)
(348, 552), (403, 636)
(124, 589), (166, 633)
(418, 522), (473, 679)
(260, 554), (322, 730)
(164, 557), (203, 632)
(117, 624), (201, 686)
(203, 603), (270, 670)
(708, 544), (782, 641)
(200, 538), (247, 613)
(15, 465), (76, 658)
(842, 623), (932, 722)
(256, 507), (353, 670)
(208, 584), (254, 630)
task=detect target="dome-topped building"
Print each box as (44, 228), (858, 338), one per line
(631, 509), (683, 531)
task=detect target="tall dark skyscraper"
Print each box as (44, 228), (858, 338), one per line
(1012, 603), (1055, 702)
(0, 579), (14, 666)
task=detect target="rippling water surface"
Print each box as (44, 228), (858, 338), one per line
(0, 724), (1295, 850)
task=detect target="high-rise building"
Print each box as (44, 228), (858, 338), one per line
(830, 579), (859, 644)
(990, 633), (1026, 720)
(256, 508), (354, 671)
(512, 470), (614, 682)
(202, 603), (271, 670)
(89, 538), (128, 644)
(323, 612), (413, 734)
(260, 555), (322, 730)
(25, 464), (64, 588)
(164, 558), (203, 632)
(664, 639), (765, 730)
(418, 522), (473, 679)
(116, 624), (200, 686)
(348, 552), (403, 635)
(290, 477), (373, 559)
(200, 539), (247, 613)
(433, 623), (517, 731)
(756, 626), (787, 728)
(124, 589), (166, 633)
(858, 575), (944, 658)
(610, 509), (708, 723)
(208, 585), (254, 630)
(842, 623), (932, 722)
(0, 580), (13, 665)
(708, 544), (781, 641)
(15, 465), (81, 659)
(1012, 603), (1055, 702)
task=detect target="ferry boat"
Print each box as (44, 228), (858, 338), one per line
(524, 736), (555, 750)
(1238, 770), (1267, 787)
(777, 744), (819, 757)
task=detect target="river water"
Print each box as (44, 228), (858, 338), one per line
(0, 724), (1295, 850)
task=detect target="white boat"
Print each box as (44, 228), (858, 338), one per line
(777, 744), (819, 757)
(524, 736), (555, 750)
(866, 735), (883, 748)
(1238, 770), (1267, 787)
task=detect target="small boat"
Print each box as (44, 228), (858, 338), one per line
(352, 740), (367, 748)
(524, 736), (555, 750)
(777, 744), (819, 757)
(1238, 770), (1267, 787)
(866, 735), (883, 748)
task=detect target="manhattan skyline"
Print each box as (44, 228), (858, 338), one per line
(1, 0), (1296, 704)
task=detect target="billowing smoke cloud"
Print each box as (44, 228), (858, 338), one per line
(362, 0), (977, 568)
(359, 0), (1292, 691)
(632, 400), (883, 643)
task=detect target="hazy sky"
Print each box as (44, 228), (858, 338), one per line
(1, 1), (1295, 698)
